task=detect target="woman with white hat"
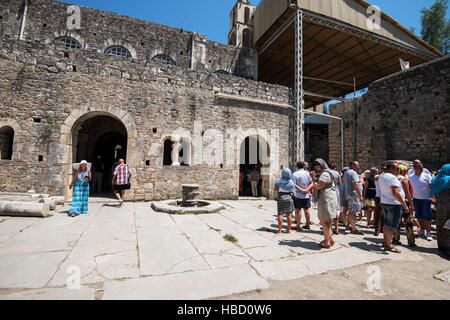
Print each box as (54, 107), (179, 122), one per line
(69, 160), (92, 217)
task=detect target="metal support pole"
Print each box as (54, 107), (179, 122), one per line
(341, 119), (345, 170)
(295, 10), (304, 162)
(353, 78), (357, 160)
(19, 0), (28, 41)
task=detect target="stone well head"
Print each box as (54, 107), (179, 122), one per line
(181, 184), (200, 207)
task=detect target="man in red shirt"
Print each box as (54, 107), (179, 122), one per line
(112, 159), (132, 205)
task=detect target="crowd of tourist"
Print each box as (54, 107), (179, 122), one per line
(275, 159), (450, 255)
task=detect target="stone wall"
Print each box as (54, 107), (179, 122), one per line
(1, 0), (256, 79)
(329, 55), (450, 171)
(0, 37), (293, 200)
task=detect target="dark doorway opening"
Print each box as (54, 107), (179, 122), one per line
(0, 126), (14, 160)
(73, 115), (127, 197)
(239, 136), (270, 198)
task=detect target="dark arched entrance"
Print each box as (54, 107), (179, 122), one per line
(73, 115), (127, 196)
(0, 126), (14, 160)
(239, 136), (270, 198)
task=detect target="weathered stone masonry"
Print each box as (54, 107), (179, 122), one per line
(329, 55), (450, 171)
(0, 0), (294, 201)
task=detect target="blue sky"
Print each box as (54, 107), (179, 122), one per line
(58, 0), (449, 44)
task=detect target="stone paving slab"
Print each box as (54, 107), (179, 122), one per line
(49, 203), (138, 286)
(102, 264), (270, 300)
(227, 229), (277, 249)
(137, 224), (210, 276)
(250, 257), (313, 281)
(0, 217), (41, 244)
(245, 246), (295, 261)
(204, 248), (249, 269)
(0, 252), (69, 289)
(0, 286), (96, 300)
(186, 231), (237, 255)
(171, 214), (214, 236)
(135, 205), (179, 229)
(0, 199), (443, 299)
(197, 213), (248, 232)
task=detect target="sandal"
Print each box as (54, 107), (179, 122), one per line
(384, 246), (401, 253)
(318, 242), (331, 249)
(330, 239), (335, 246)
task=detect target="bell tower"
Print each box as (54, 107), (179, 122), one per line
(228, 0), (256, 48)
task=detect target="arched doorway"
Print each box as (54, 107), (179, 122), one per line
(72, 115), (128, 196)
(0, 126), (14, 160)
(242, 29), (252, 48)
(239, 136), (270, 198)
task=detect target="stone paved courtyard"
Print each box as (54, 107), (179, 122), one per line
(0, 199), (448, 300)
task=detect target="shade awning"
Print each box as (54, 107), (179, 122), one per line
(254, 0), (442, 107)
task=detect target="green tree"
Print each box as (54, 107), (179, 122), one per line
(420, 0), (450, 54)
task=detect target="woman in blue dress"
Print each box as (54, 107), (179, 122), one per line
(69, 160), (92, 217)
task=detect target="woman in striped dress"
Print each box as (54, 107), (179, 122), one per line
(69, 160), (91, 218)
(274, 168), (295, 234)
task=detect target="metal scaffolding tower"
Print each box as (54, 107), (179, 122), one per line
(295, 10), (304, 162)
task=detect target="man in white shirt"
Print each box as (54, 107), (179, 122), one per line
(409, 161), (433, 241)
(292, 161), (314, 230)
(379, 161), (410, 253)
(407, 159), (431, 178)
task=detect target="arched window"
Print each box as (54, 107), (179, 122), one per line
(244, 7), (250, 24)
(163, 139), (173, 166)
(57, 37), (82, 49)
(242, 29), (252, 48)
(162, 138), (191, 166)
(152, 55), (176, 66)
(0, 126), (14, 160)
(105, 46), (131, 58)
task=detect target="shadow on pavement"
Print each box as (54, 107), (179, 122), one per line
(348, 241), (387, 254)
(102, 203), (121, 208)
(278, 239), (321, 251)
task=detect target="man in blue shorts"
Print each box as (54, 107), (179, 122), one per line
(292, 161), (314, 230)
(409, 160), (433, 241)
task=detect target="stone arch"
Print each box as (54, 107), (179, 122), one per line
(100, 39), (137, 59)
(151, 54), (176, 66)
(0, 119), (21, 161)
(242, 28), (252, 48)
(238, 132), (272, 198)
(51, 30), (87, 49)
(160, 134), (193, 167)
(59, 103), (138, 198)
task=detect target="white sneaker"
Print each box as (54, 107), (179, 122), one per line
(416, 230), (424, 237)
(426, 233), (433, 241)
